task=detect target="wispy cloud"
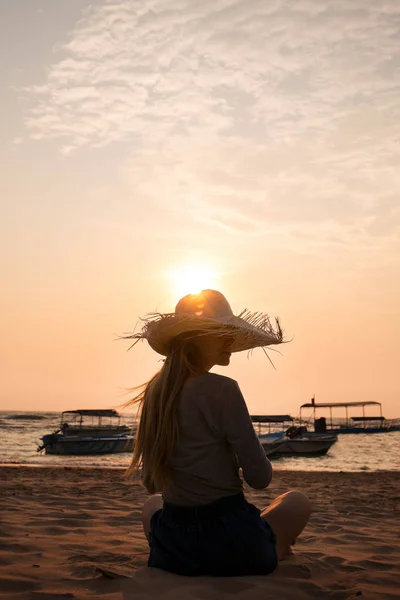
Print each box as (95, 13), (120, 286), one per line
(23, 0), (400, 248)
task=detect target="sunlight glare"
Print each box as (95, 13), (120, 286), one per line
(168, 264), (219, 299)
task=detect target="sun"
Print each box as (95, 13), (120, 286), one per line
(167, 264), (219, 299)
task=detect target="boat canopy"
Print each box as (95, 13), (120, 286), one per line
(300, 401), (381, 409)
(351, 416), (385, 421)
(299, 400), (384, 430)
(61, 409), (120, 417)
(251, 415), (294, 423)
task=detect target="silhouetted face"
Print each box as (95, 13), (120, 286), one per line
(194, 334), (234, 370)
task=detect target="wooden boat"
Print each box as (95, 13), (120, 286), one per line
(299, 400), (400, 435)
(37, 409), (135, 455)
(251, 415), (338, 458)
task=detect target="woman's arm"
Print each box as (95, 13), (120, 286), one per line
(219, 379), (272, 489)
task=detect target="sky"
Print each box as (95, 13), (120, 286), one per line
(1, 0), (399, 419)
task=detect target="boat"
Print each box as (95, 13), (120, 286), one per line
(251, 415), (338, 458)
(299, 399), (400, 435)
(37, 409), (135, 455)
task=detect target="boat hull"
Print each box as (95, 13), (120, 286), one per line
(260, 434), (337, 458)
(42, 435), (134, 455)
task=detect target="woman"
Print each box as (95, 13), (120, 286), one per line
(123, 289), (311, 576)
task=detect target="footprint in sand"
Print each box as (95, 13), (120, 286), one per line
(0, 542), (37, 554)
(358, 559), (398, 571)
(321, 536), (343, 545)
(323, 555), (347, 567)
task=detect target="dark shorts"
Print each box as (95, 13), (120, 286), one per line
(148, 492), (278, 577)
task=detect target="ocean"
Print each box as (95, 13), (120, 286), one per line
(0, 411), (399, 472)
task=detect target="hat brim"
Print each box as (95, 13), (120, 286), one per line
(125, 310), (284, 356)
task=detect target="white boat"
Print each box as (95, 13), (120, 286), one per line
(251, 415), (337, 458)
(37, 409), (135, 455)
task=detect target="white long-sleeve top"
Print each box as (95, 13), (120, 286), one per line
(162, 372), (273, 506)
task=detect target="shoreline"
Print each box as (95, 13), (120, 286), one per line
(2, 468), (399, 599)
(1, 462), (399, 473)
(0, 463), (128, 470)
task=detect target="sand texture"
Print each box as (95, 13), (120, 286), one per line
(0, 467), (399, 600)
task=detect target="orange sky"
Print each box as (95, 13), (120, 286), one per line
(1, 1), (399, 418)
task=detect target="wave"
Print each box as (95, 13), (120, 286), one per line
(0, 423), (27, 431)
(4, 414), (48, 421)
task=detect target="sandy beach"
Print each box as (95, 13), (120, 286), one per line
(1, 466), (399, 600)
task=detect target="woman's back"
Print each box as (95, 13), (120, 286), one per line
(163, 372), (272, 506)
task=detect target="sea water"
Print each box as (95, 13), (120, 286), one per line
(0, 411), (399, 472)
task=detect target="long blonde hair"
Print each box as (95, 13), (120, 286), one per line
(124, 337), (202, 494)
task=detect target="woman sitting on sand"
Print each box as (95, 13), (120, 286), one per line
(123, 290), (311, 577)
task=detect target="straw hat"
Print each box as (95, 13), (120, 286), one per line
(124, 289), (284, 357)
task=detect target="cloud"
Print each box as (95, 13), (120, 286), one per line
(22, 0), (400, 249)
